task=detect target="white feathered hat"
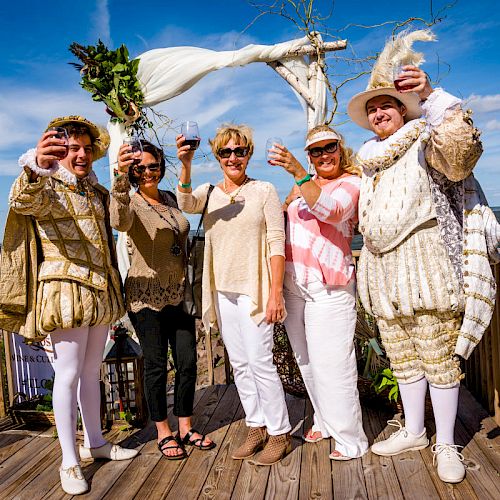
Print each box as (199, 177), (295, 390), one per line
(347, 29), (436, 130)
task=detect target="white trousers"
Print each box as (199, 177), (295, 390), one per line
(284, 274), (368, 458)
(49, 325), (109, 468)
(215, 292), (291, 435)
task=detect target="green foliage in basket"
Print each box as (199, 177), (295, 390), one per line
(372, 367), (399, 403)
(35, 377), (54, 412)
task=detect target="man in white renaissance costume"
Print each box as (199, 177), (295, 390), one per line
(347, 31), (490, 484)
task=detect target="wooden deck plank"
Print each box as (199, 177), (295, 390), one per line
(381, 414), (441, 500)
(0, 427), (58, 494)
(264, 394), (306, 500)
(133, 385), (227, 500)
(97, 386), (209, 500)
(198, 402), (246, 500)
(0, 385), (499, 500)
(361, 405), (404, 500)
(457, 385), (500, 471)
(165, 384), (241, 499)
(298, 399), (332, 500)
(0, 428), (46, 464)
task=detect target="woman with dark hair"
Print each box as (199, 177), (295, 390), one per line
(110, 140), (215, 460)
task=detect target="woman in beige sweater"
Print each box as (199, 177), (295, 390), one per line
(110, 140), (215, 460)
(176, 124), (291, 465)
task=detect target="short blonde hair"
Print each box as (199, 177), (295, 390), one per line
(209, 123), (254, 160)
(306, 124), (361, 177)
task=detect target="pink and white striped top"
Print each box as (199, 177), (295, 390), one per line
(285, 173), (361, 286)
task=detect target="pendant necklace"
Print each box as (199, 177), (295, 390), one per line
(223, 176), (249, 204)
(139, 192), (183, 257)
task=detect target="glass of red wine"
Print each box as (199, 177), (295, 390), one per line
(392, 64), (416, 92)
(181, 121), (201, 150)
(124, 135), (143, 165)
(48, 127), (69, 160)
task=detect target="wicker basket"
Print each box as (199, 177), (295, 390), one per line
(9, 396), (56, 428)
(272, 322), (307, 398)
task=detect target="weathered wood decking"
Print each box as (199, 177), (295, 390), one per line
(1, 384), (499, 499)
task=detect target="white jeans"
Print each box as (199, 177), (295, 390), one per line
(284, 273), (368, 458)
(215, 292), (291, 435)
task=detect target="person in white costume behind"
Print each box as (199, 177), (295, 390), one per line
(347, 30), (487, 484)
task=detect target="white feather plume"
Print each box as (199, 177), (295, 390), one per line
(368, 29), (437, 89)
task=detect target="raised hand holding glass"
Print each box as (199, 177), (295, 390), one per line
(181, 121), (200, 150)
(266, 137), (283, 165)
(48, 127), (69, 160)
(124, 135), (143, 164)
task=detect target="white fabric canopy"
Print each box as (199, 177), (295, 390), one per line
(109, 36), (329, 281)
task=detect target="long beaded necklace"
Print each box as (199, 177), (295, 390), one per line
(223, 176), (249, 204)
(138, 191), (183, 257)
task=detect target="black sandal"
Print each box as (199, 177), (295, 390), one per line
(180, 428), (216, 451)
(157, 435), (187, 460)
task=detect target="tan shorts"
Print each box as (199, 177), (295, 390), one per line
(377, 311), (463, 388)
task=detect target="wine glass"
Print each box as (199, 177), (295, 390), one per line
(181, 121), (201, 150)
(123, 135), (143, 164)
(48, 127), (69, 160)
(392, 64), (415, 92)
(266, 137), (283, 165)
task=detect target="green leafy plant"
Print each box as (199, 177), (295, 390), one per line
(69, 40), (148, 129)
(35, 377), (54, 412)
(372, 367), (399, 403)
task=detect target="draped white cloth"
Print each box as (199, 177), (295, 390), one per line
(109, 36), (329, 281)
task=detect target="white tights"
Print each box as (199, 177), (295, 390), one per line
(399, 377), (459, 445)
(49, 325), (109, 468)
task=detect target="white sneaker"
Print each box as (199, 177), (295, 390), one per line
(432, 443), (465, 483)
(371, 420), (429, 456)
(79, 441), (139, 461)
(59, 465), (88, 495)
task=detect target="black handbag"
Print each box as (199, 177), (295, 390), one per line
(183, 185), (214, 318)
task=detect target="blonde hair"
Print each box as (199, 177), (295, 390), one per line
(209, 123), (254, 160)
(306, 125), (361, 177)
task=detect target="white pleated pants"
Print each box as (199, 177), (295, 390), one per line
(284, 273), (368, 458)
(215, 292), (291, 435)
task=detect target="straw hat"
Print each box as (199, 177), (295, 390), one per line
(46, 115), (110, 160)
(347, 29), (436, 130)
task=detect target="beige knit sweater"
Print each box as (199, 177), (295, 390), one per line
(177, 179), (285, 331)
(110, 174), (190, 313)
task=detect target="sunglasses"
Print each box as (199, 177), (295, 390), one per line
(308, 141), (339, 157)
(217, 147), (249, 159)
(132, 163), (161, 174)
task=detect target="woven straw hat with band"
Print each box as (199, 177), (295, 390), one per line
(347, 29), (436, 130)
(46, 115), (110, 160)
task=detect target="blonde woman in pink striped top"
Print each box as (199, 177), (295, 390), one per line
(269, 125), (368, 461)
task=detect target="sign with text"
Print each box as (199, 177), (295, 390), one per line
(9, 333), (54, 399)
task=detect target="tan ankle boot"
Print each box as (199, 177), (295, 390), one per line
(254, 432), (292, 465)
(231, 426), (267, 459)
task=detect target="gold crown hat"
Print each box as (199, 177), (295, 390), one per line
(45, 115), (110, 160)
(347, 29), (436, 130)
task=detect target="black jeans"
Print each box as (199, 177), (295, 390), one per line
(129, 304), (197, 421)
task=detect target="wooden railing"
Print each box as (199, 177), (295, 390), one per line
(463, 263), (500, 426)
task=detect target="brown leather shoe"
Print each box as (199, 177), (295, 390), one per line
(231, 426), (267, 460)
(254, 432), (292, 465)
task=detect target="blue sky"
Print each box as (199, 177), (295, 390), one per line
(1, 0), (499, 234)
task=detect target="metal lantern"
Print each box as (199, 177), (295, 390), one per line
(101, 324), (148, 427)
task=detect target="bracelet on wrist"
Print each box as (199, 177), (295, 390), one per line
(179, 180), (192, 189)
(295, 173), (312, 186)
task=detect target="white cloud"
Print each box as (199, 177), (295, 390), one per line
(465, 94), (500, 114)
(90, 0), (112, 46)
(485, 119), (500, 131)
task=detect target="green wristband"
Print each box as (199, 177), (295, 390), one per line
(295, 173), (312, 186)
(179, 180), (192, 189)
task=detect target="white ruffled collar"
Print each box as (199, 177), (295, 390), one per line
(52, 164), (99, 186)
(355, 119), (428, 174)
